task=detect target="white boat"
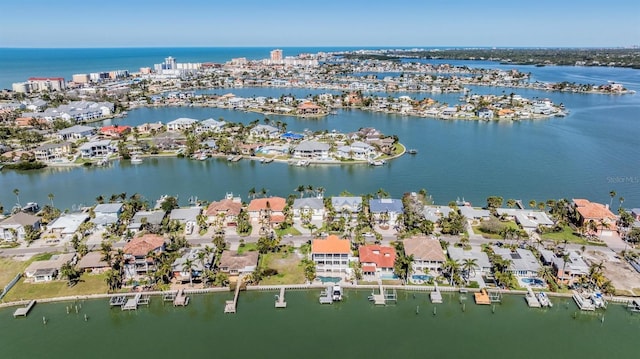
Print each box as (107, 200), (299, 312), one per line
(368, 159), (385, 166)
(130, 156), (143, 164)
(295, 160), (310, 167)
(537, 292), (553, 308)
(572, 291), (595, 311)
(196, 153), (208, 161)
(331, 285), (343, 302)
(591, 291), (606, 309)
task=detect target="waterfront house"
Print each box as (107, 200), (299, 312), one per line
(572, 199), (618, 236)
(219, 250), (259, 276)
(24, 253), (76, 282)
(359, 244), (396, 276)
(447, 246), (492, 275)
(206, 197), (243, 227)
(369, 198), (404, 227)
(169, 207), (201, 225)
(247, 197), (286, 230)
(91, 203), (123, 229)
(77, 251), (110, 274)
(458, 206), (491, 221)
(33, 142), (72, 162)
(297, 101), (322, 115)
(123, 234), (166, 277)
(539, 249), (589, 285)
(403, 235), (446, 275)
(167, 117), (198, 132)
(292, 197), (325, 223)
(250, 124), (280, 139)
(79, 139), (113, 158)
(312, 234), (351, 273)
(491, 246), (541, 277)
(171, 247), (214, 282)
(56, 124), (96, 141)
(46, 213), (89, 242)
(423, 205), (453, 223)
(126, 210), (165, 233)
(631, 208), (640, 221)
(496, 208), (554, 233)
(197, 118), (226, 134)
(100, 125), (131, 138)
(293, 141), (330, 159)
(136, 122), (164, 134)
(331, 196), (362, 219)
(477, 108), (494, 119)
(0, 212), (41, 243)
(336, 141), (376, 160)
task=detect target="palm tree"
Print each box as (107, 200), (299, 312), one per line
(506, 199), (516, 208)
(48, 193), (55, 208)
(443, 258), (461, 286)
(619, 196), (624, 210)
(248, 187), (256, 200)
(105, 269), (122, 292)
(296, 185), (306, 198)
(529, 200), (536, 209)
(461, 258), (478, 282)
(100, 241), (113, 264)
(13, 188), (20, 207)
(183, 259), (195, 287)
(609, 190), (616, 208)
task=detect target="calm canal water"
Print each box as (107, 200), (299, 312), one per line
(2, 290), (639, 358)
(1, 58), (639, 210)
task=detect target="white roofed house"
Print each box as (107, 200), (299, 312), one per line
(491, 246), (541, 277)
(292, 197), (325, 224)
(331, 196), (362, 219)
(91, 203), (123, 229)
(126, 210), (166, 233)
(24, 253), (76, 282)
(196, 118), (226, 134)
(293, 140), (330, 160)
(336, 141), (376, 160)
(369, 198), (404, 228)
(166, 117), (198, 132)
(250, 124), (280, 139)
(496, 208), (554, 234)
(79, 139), (113, 158)
(56, 125), (96, 141)
(45, 213), (89, 242)
(0, 212), (41, 243)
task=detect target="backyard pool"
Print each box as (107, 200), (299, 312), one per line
(520, 277), (545, 287)
(318, 276), (341, 283)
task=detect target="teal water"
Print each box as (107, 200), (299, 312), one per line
(1, 49), (639, 209)
(1, 291), (639, 358)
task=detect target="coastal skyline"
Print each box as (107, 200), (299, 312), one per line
(1, 0), (639, 48)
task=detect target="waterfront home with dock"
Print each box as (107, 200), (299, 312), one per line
(539, 249), (589, 285)
(171, 248), (214, 283)
(491, 247), (541, 278)
(247, 197), (286, 232)
(123, 234), (166, 278)
(331, 196), (363, 219)
(33, 142), (72, 162)
(312, 234), (351, 273)
(45, 213), (89, 242)
(572, 199), (618, 237)
(496, 208), (554, 234)
(78, 139), (114, 159)
(369, 198), (404, 228)
(126, 210), (166, 233)
(0, 212), (41, 243)
(448, 246), (492, 276)
(166, 117), (198, 132)
(292, 141), (330, 160)
(91, 203), (123, 230)
(292, 197), (325, 223)
(219, 250), (259, 276)
(205, 196), (242, 227)
(403, 235), (447, 276)
(56, 124), (96, 141)
(359, 244), (396, 277)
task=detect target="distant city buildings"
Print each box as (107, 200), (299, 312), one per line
(12, 77), (66, 93)
(153, 56), (202, 77)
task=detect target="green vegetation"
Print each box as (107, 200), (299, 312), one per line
(0, 258), (31, 286)
(257, 252), (306, 285)
(237, 242), (258, 254)
(540, 224), (590, 245)
(275, 227), (301, 237)
(3, 161), (47, 170)
(3, 273), (108, 302)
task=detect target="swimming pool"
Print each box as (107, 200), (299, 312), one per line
(521, 277), (545, 286)
(318, 276), (341, 283)
(380, 273), (399, 280)
(411, 275), (432, 281)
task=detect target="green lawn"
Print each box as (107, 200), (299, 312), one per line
(0, 253), (56, 288)
(237, 242), (258, 254)
(3, 273), (108, 302)
(473, 221), (520, 239)
(275, 227), (302, 237)
(541, 225), (588, 244)
(259, 252), (305, 285)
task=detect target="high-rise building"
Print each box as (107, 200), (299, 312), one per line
(270, 49), (283, 63)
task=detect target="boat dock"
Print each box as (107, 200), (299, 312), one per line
(430, 284), (443, 304)
(572, 291), (595, 311)
(627, 299), (640, 313)
(13, 300), (36, 317)
(474, 288), (491, 305)
(368, 282), (397, 305)
(173, 289), (189, 307)
(122, 293), (150, 311)
(225, 277), (242, 313)
(525, 288), (541, 308)
(228, 155), (242, 162)
(319, 286), (333, 304)
(275, 287), (287, 308)
(109, 296), (127, 307)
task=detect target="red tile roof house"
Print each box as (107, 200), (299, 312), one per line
(100, 125), (131, 138)
(123, 234), (166, 278)
(206, 198), (243, 227)
(247, 197), (287, 232)
(312, 235), (351, 273)
(359, 244), (396, 277)
(572, 199), (618, 237)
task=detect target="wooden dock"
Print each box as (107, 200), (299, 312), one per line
(275, 287), (287, 308)
(13, 300), (36, 317)
(225, 277), (242, 313)
(474, 288), (491, 305)
(228, 155), (242, 162)
(430, 284), (443, 304)
(319, 286), (333, 304)
(109, 296), (127, 307)
(525, 288), (541, 308)
(173, 289), (189, 307)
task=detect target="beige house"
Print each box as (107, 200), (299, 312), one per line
(403, 235), (446, 275)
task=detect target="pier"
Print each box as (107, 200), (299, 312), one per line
(368, 282), (397, 305)
(109, 296), (127, 307)
(122, 293), (150, 311)
(224, 277), (242, 313)
(474, 288), (491, 305)
(173, 289), (189, 307)
(13, 300), (36, 317)
(525, 288), (541, 308)
(319, 286), (333, 304)
(275, 287), (287, 308)
(430, 283), (443, 304)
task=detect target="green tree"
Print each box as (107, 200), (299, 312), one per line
(609, 190), (616, 208)
(60, 262), (79, 286)
(160, 196), (179, 212)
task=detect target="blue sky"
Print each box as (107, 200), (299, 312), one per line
(1, 0), (638, 48)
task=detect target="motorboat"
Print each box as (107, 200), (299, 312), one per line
(536, 291), (553, 308)
(331, 285), (343, 301)
(130, 155), (143, 164)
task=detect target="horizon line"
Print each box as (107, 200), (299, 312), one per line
(0, 45), (635, 50)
